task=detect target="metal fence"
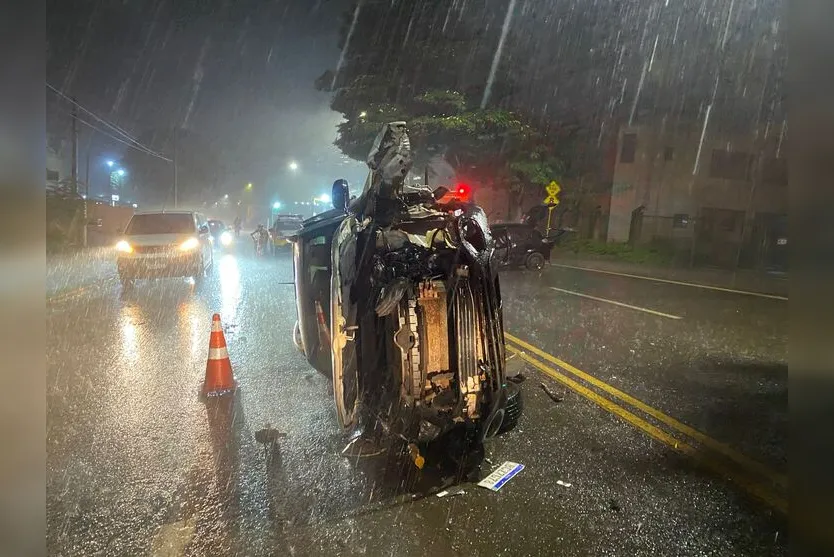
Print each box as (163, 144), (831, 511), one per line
(547, 209), (787, 271)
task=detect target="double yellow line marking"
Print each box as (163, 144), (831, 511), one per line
(505, 332), (787, 514)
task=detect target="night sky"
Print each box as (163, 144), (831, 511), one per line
(46, 0), (367, 204)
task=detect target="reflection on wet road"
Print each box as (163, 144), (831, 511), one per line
(47, 251), (787, 556)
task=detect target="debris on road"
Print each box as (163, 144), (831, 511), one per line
(609, 498), (621, 511)
(556, 480), (572, 488)
(436, 487), (466, 498)
(341, 435), (386, 458)
(505, 352), (526, 378)
(477, 461), (524, 491)
(507, 372), (526, 384)
(540, 382), (563, 403)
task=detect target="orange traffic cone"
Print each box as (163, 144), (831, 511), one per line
(202, 313), (237, 397)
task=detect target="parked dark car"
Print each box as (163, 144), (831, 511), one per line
(492, 222), (561, 270)
(291, 122), (520, 462)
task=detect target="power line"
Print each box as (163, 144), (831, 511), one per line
(46, 82), (141, 144)
(46, 82), (171, 161)
(75, 114), (173, 162)
(52, 103), (173, 162)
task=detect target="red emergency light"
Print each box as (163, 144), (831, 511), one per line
(456, 183), (470, 198)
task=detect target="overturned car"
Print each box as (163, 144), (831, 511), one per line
(291, 122), (521, 454)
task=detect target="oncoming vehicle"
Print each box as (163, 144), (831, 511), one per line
(292, 122), (520, 462)
(207, 219), (234, 249)
(115, 211), (214, 286)
(270, 214), (304, 253)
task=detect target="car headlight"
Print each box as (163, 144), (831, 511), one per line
(220, 231), (233, 246)
(115, 240), (133, 253)
(179, 237), (200, 251)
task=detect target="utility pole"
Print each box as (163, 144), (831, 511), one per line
(83, 150), (90, 247)
(70, 98), (79, 195)
(173, 128), (178, 209)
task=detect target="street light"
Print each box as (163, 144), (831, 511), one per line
(288, 161), (299, 171)
(106, 160), (114, 168)
(246, 183), (253, 190)
(318, 194), (331, 204)
(116, 168), (126, 177)
(273, 202), (282, 210)
(359, 111), (367, 118)
(224, 194), (229, 199)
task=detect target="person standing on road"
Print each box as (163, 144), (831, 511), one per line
(250, 224), (269, 256)
(233, 216), (242, 238)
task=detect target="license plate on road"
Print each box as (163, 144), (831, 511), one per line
(477, 461), (524, 491)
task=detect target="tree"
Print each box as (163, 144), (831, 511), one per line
(318, 0), (627, 219)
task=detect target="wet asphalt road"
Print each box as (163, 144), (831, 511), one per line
(47, 245), (787, 556)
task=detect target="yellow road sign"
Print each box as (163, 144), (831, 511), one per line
(543, 180), (561, 205)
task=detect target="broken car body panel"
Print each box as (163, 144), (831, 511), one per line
(292, 121), (514, 446)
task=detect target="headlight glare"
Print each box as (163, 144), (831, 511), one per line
(179, 237), (200, 251)
(116, 240), (133, 253)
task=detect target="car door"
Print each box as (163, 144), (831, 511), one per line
(493, 227), (511, 265)
(507, 227), (526, 265)
(292, 211), (345, 375)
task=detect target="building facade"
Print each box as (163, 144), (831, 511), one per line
(607, 118), (787, 269)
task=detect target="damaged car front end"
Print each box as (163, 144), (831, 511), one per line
(293, 122), (519, 456)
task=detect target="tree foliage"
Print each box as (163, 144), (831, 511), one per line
(318, 0), (629, 220)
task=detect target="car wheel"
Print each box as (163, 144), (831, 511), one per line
(498, 382), (523, 434)
(525, 252), (546, 271)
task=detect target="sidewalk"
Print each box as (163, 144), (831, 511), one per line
(549, 255), (788, 298)
(46, 247), (117, 298)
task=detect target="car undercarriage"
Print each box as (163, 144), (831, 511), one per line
(325, 122), (516, 454)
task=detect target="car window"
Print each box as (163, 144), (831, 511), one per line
(125, 214), (195, 235)
(529, 228), (543, 243)
(494, 229), (509, 248)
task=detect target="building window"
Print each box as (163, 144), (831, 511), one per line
(762, 157), (787, 186)
(672, 214), (689, 228)
(718, 210), (742, 232)
(620, 133), (637, 163)
(46, 169), (59, 181)
(709, 149), (754, 181)
(663, 146), (674, 161)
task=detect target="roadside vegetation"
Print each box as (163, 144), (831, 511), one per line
(554, 238), (676, 265)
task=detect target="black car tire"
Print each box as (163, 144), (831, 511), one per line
(498, 382), (523, 434)
(525, 252), (546, 271)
